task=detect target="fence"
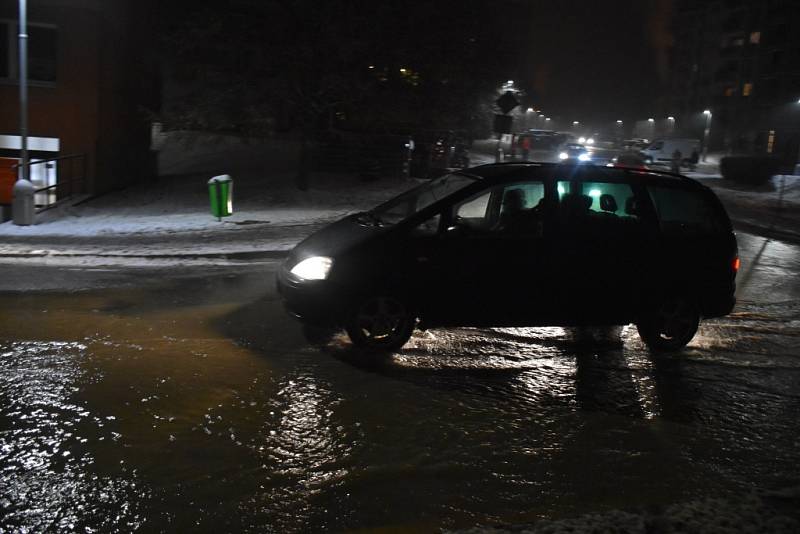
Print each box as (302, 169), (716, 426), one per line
(15, 153), (87, 212)
(313, 133), (412, 180)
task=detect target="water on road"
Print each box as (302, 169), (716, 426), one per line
(1, 232), (799, 532)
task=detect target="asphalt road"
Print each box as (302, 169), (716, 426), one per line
(0, 230), (799, 532)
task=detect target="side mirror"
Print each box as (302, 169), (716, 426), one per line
(444, 216), (471, 237)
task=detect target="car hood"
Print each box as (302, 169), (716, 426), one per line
(287, 213), (384, 264)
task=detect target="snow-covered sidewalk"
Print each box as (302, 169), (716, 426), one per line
(0, 166), (418, 260)
(691, 173), (800, 243)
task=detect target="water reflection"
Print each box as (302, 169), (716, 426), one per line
(245, 373), (352, 530)
(0, 341), (146, 531)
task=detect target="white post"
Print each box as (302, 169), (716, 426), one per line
(702, 111), (712, 163)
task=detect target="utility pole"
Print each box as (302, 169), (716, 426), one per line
(18, 0), (28, 183)
(13, 0), (35, 226)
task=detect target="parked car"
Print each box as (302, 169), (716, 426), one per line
(610, 151), (649, 170)
(622, 138), (650, 151)
(277, 163), (738, 352)
(640, 138), (700, 167)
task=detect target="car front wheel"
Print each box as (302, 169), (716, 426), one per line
(345, 296), (416, 351)
(637, 297), (700, 352)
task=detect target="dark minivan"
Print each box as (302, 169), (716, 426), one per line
(277, 163), (738, 351)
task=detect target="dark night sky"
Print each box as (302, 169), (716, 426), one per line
(514, 0), (673, 125)
(162, 0), (673, 128)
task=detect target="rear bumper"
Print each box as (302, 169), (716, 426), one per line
(701, 290), (736, 318)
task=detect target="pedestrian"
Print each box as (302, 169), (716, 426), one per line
(688, 148), (699, 171)
(521, 136), (531, 162)
(671, 148), (682, 174)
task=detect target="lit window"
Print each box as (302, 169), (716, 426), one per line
(750, 31), (761, 44)
(724, 87), (735, 97)
(743, 82), (753, 96)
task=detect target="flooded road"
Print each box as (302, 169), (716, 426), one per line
(1, 231), (799, 532)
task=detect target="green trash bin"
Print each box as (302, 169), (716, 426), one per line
(208, 174), (233, 220)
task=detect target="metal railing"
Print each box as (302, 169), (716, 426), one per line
(15, 153), (87, 212)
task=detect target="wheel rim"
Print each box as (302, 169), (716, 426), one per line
(354, 297), (408, 342)
(655, 299), (696, 340)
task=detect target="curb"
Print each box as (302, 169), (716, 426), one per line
(0, 249), (291, 261)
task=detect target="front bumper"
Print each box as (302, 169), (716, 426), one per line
(276, 267), (348, 327)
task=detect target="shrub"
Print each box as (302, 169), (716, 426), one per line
(720, 155), (781, 185)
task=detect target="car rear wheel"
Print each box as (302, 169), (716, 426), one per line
(346, 296), (415, 351)
(637, 297), (700, 352)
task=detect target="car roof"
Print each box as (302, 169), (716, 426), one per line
(462, 162), (705, 189)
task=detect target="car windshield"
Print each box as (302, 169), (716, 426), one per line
(367, 172), (477, 225)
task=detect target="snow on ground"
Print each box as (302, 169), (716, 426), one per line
(0, 131), (418, 238)
(0, 207), (351, 237)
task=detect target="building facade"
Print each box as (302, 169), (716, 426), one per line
(669, 0), (800, 168)
(0, 0), (158, 199)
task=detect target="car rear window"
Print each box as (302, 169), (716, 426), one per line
(648, 186), (730, 235)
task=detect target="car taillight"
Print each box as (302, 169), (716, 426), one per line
(732, 256), (740, 272)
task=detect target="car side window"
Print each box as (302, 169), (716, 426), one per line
(453, 181), (546, 237)
(557, 180), (640, 233)
(648, 186), (727, 235)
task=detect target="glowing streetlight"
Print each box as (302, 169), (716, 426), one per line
(616, 120), (623, 124)
(647, 118), (655, 123)
(573, 121), (580, 125)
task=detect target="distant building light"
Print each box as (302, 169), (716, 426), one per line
(648, 118), (655, 122)
(667, 116), (675, 121)
(743, 82), (753, 96)
(616, 120), (623, 124)
(749, 31), (761, 44)
(368, 65), (375, 69)
(545, 118), (551, 121)
(399, 68), (407, 74)
(573, 121), (579, 125)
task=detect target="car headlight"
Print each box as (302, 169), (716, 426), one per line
(290, 256), (333, 280)
(578, 153), (590, 162)
(559, 152), (569, 160)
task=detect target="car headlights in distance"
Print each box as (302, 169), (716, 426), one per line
(578, 153), (590, 162)
(290, 256), (333, 280)
(559, 152), (569, 160)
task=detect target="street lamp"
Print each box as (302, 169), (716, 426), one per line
(702, 109), (712, 162)
(12, 0), (34, 226)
